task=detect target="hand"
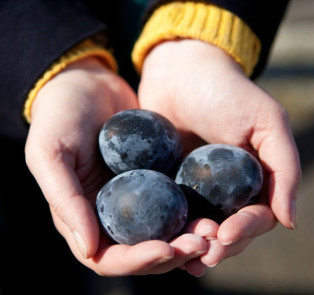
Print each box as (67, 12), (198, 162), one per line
(138, 40), (301, 273)
(25, 57), (210, 276)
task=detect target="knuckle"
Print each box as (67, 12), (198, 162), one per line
(180, 234), (206, 253)
(50, 197), (75, 227)
(24, 140), (48, 170)
(51, 198), (68, 220)
(24, 141), (37, 168)
(273, 103), (290, 123)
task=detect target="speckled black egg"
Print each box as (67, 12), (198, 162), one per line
(96, 169), (188, 245)
(98, 109), (182, 176)
(175, 144), (263, 217)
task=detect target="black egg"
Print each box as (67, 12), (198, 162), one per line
(96, 169), (188, 245)
(98, 109), (182, 176)
(175, 144), (263, 218)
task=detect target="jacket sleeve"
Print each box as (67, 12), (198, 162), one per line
(136, 0), (290, 79)
(0, 0), (109, 140)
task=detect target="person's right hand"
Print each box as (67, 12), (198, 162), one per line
(25, 57), (211, 276)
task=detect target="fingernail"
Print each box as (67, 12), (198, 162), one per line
(155, 256), (174, 265)
(188, 249), (207, 260)
(194, 250), (207, 257)
(205, 236), (216, 241)
(208, 262), (219, 268)
(200, 224), (216, 239)
(221, 240), (237, 246)
(195, 269), (206, 277)
(290, 200), (297, 230)
(73, 231), (87, 259)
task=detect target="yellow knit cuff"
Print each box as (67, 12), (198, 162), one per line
(132, 2), (261, 76)
(23, 39), (118, 123)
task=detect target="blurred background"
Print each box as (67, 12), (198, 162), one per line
(1, 0), (313, 294)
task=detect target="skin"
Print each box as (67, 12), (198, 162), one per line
(25, 39), (301, 277)
(25, 57), (213, 276)
(138, 39), (302, 274)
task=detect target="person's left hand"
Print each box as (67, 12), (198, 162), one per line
(137, 39), (301, 276)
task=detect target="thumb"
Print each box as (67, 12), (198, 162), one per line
(257, 109), (301, 229)
(25, 146), (100, 259)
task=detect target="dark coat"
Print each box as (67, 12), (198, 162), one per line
(0, 1), (290, 294)
(0, 0), (289, 141)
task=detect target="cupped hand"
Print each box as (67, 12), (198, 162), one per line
(25, 57), (210, 276)
(138, 40), (302, 272)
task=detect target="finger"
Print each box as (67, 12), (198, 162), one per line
(170, 233), (208, 263)
(222, 238), (253, 261)
(94, 240), (175, 276)
(145, 234), (208, 275)
(217, 203), (276, 246)
(185, 107), (300, 230)
(200, 238), (253, 267)
(26, 151), (99, 259)
(201, 202), (277, 267)
(184, 218), (219, 240)
(52, 208), (175, 276)
(184, 258), (207, 277)
(200, 239), (227, 267)
(256, 108), (301, 229)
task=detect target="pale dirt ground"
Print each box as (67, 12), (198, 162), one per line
(199, 0), (314, 294)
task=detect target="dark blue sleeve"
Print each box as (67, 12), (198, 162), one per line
(0, 0), (108, 140)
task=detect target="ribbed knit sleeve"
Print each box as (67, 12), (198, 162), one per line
(140, 0), (290, 79)
(132, 2), (261, 76)
(23, 39), (117, 123)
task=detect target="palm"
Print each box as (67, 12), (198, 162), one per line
(139, 41), (274, 154)
(138, 40), (300, 268)
(25, 57), (213, 277)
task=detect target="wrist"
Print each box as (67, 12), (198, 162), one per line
(31, 57), (137, 126)
(133, 2), (260, 76)
(31, 57), (115, 122)
(138, 39), (250, 136)
(143, 39), (243, 75)
(24, 39), (117, 123)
